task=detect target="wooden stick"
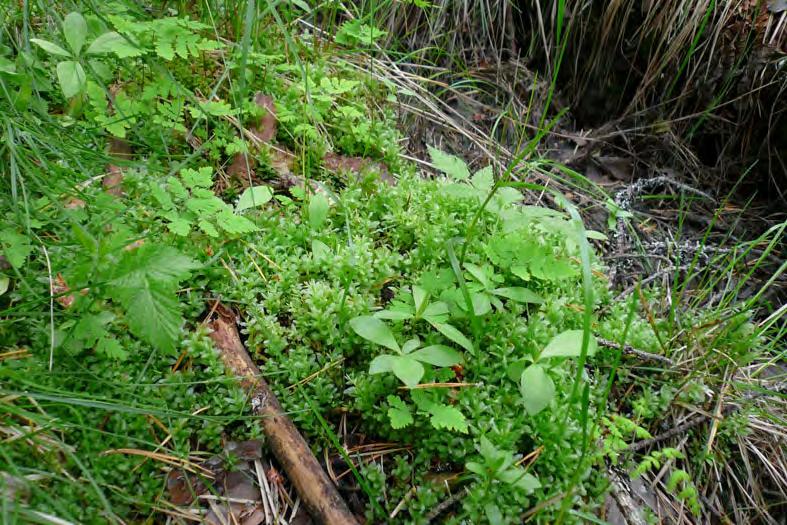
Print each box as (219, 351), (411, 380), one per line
(206, 304), (358, 525)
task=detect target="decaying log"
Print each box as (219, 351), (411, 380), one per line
(206, 304), (358, 525)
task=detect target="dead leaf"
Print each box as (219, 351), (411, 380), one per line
(167, 469), (206, 506)
(104, 138), (131, 197)
(322, 152), (394, 185)
(252, 93), (277, 143)
(52, 273), (75, 309)
(595, 156), (634, 182)
(225, 440), (264, 461)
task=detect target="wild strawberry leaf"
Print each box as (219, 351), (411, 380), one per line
(428, 403), (468, 433)
(386, 395), (413, 429)
(108, 245), (198, 353)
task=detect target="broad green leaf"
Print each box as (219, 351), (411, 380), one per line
(374, 309), (413, 321)
(431, 322), (474, 353)
(31, 38), (70, 57)
(56, 60), (86, 98)
(541, 330), (597, 359)
(520, 364), (555, 415)
(311, 239), (331, 259)
(485, 504), (504, 525)
(456, 292), (491, 316)
(369, 354), (396, 374)
(63, 13), (88, 55)
(492, 287), (544, 304)
(585, 230), (608, 241)
(427, 146), (470, 180)
(506, 359), (528, 382)
(386, 395), (413, 429)
(428, 404), (468, 433)
(402, 337), (421, 354)
(308, 193), (330, 230)
(499, 468), (541, 493)
(410, 345), (463, 367)
(464, 262), (491, 289)
(0, 277), (9, 296)
(392, 356), (424, 387)
(236, 185), (273, 211)
(350, 316), (400, 352)
(86, 31), (140, 57)
(421, 301), (449, 319)
(412, 285), (428, 316)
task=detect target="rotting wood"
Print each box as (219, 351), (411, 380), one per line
(206, 303), (359, 525)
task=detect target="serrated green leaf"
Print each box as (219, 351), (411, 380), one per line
(428, 404), (468, 433)
(492, 287), (544, 304)
(308, 193), (330, 230)
(0, 230), (33, 269)
(56, 60), (86, 98)
(350, 316), (400, 352)
(541, 330), (597, 359)
(430, 322), (474, 353)
(392, 356), (424, 387)
(520, 364), (555, 415)
(63, 12), (87, 55)
(31, 39), (71, 57)
(386, 395), (413, 429)
(198, 219), (219, 237)
(167, 217), (191, 236)
(96, 336), (128, 361)
(108, 245), (198, 353)
(180, 167), (213, 189)
(410, 345), (463, 367)
(427, 146), (470, 180)
(215, 210), (258, 234)
(236, 185), (273, 211)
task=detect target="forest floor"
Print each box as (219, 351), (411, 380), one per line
(1, 3), (785, 525)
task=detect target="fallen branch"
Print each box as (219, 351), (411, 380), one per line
(597, 338), (675, 366)
(206, 303), (358, 525)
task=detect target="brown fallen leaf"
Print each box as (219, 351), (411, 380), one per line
(252, 93), (277, 143)
(322, 152), (394, 185)
(104, 138), (132, 197)
(224, 440), (264, 461)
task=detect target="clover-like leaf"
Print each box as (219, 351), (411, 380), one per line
(351, 316), (400, 352)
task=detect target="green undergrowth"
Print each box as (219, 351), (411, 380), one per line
(1, 2), (783, 524)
